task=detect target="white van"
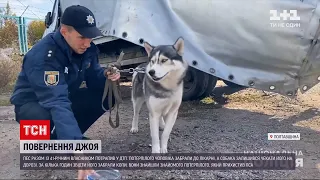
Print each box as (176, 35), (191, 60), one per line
(43, 0), (320, 100)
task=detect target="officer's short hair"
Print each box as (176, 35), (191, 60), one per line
(61, 24), (74, 32)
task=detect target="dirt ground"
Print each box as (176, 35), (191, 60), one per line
(0, 80), (319, 179)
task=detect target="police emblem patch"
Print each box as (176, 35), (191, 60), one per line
(44, 71), (59, 86)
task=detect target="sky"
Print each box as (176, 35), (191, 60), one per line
(0, 0), (54, 20)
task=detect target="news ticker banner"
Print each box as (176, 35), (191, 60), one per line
(20, 152), (296, 170)
(18, 120), (299, 171)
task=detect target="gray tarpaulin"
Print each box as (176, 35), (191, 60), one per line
(45, 0), (320, 97)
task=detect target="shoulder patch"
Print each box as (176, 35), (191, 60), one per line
(44, 71), (59, 86)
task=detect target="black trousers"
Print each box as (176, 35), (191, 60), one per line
(14, 88), (115, 139)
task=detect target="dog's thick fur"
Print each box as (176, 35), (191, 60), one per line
(130, 37), (188, 153)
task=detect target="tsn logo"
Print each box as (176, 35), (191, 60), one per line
(20, 120), (51, 140)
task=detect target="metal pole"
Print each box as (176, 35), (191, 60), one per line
(22, 17), (27, 54)
(17, 16), (23, 55)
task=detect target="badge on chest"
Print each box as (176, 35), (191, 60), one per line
(44, 71), (59, 86)
(79, 81), (87, 88)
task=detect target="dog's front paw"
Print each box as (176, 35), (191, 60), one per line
(160, 148), (168, 153)
(151, 144), (161, 153)
(130, 127), (139, 133)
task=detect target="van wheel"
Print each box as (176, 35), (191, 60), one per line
(182, 67), (217, 101)
(197, 74), (218, 99)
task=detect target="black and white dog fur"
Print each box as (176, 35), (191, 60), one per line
(130, 37), (188, 153)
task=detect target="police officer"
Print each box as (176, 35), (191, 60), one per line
(10, 5), (120, 140)
(10, 5), (119, 179)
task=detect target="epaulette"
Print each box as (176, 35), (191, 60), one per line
(44, 45), (57, 61)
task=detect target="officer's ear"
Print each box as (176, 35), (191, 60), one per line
(60, 24), (73, 36)
(60, 25), (67, 36)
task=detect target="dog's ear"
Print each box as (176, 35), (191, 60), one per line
(143, 41), (154, 57)
(173, 37), (184, 56)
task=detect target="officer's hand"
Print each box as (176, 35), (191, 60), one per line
(106, 71), (120, 81)
(74, 150), (99, 180)
(77, 169), (99, 180)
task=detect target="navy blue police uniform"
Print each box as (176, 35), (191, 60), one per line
(10, 5), (115, 140)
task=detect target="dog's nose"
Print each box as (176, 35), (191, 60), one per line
(149, 69), (155, 76)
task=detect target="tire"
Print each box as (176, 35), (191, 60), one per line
(182, 67), (216, 101)
(197, 74), (218, 99)
(223, 79), (243, 88)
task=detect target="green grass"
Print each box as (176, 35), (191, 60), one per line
(0, 99), (11, 106)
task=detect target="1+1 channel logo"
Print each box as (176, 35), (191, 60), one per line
(270, 10), (301, 28)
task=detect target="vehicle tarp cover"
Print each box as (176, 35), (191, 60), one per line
(49, 0), (320, 97)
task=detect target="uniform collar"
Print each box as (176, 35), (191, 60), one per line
(52, 28), (97, 63)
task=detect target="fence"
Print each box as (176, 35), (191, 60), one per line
(0, 14), (44, 55)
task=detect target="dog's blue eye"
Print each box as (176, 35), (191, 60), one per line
(162, 59), (168, 63)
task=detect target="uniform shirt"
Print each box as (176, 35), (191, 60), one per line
(10, 30), (106, 140)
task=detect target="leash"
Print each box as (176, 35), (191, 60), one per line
(101, 52), (146, 128)
(101, 52), (124, 128)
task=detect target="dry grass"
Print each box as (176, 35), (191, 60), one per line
(226, 90), (267, 103)
(0, 50), (22, 106)
(0, 51), (22, 94)
(225, 88), (299, 105)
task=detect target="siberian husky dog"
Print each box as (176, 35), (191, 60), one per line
(130, 37), (188, 153)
